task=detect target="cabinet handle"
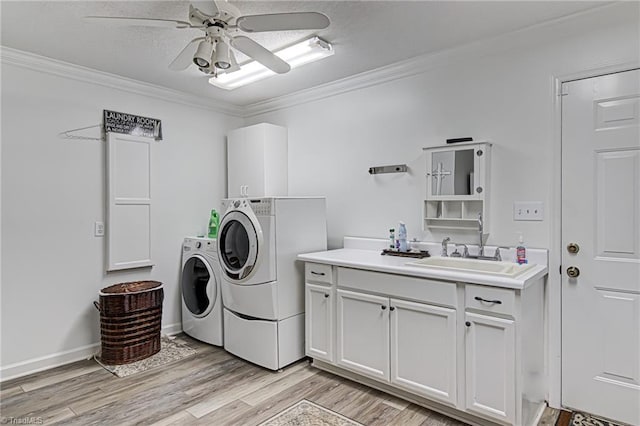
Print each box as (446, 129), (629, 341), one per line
(474, 296), (502, 304)
(381, 305), (387, 310)
(465, 321), (471, 327)
(324, 293), (329, 298)
(389, 306), (395, 311)
(310, 271), (325, 276)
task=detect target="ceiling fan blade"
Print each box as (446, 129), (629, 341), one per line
(85, 16), (198, 29)
(191, 1), (219, 17)
(236, 12), (330, 33)
(169, 37), (205, 70)
(230, 36), (291, 74)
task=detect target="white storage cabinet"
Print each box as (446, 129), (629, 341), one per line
(227, 123), (288, 198)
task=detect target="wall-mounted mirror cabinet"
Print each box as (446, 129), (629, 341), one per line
(423, 142), (491, 232)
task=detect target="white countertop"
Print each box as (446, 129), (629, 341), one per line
(298, 246), (548, 290)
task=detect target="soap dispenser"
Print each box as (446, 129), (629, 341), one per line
(516, 233), (527, 265)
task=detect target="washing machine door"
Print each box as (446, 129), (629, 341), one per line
(218, 209), (263, 282)
(181, 254), (217, 318)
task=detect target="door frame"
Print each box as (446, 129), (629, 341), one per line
(549, 61), (640, 409)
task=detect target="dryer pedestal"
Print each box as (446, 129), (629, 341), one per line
(223, 308), (304, 370)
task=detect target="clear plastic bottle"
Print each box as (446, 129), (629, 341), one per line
(398, 222), (408, 252)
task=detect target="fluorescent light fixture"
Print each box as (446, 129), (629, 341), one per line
(209, 36), (334, 90)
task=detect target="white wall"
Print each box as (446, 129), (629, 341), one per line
(242, 4), (638, 406)
(245, 3), (639, 250)
(0, 58), (241, 377)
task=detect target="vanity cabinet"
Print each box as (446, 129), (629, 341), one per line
(464, 284), (518, 424)
(390, 298), (457, 405)
(335, 289), (458, 405)
(423, 142), (491, 232)
(304, 263), (335, 363)
(336, 289), (390, 380)
(227, 123), (288, 198)
(465, 312), (516, 424)
(302, 261), (545, 426)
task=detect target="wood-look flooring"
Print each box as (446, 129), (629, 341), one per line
(1, 335), (559, 425)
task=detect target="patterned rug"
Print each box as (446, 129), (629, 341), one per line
(556, 410), (624, 426)
(259, 400), (363, 426)
(94, 335), (196, 378)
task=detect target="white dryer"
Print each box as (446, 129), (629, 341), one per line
(217, 197), (327, 370)
(181, 237), (223, 346)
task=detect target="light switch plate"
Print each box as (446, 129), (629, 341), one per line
(95, 221), (105, 236)
(513, 202), (544, 221)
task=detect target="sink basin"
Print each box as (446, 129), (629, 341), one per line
(406, 257), (536, 277)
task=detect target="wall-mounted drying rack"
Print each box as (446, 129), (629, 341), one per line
(58, 124), (104, 141)
(368, 164), (408, 175)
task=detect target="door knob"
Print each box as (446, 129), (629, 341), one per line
(567, 266), (580, 278)
(567, 243), (580, 254)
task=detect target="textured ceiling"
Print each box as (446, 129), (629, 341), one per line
(1, 1), (609, 107)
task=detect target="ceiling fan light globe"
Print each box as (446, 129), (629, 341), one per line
(213, 41), (231, 70)
(193, 39), (214, 69)
(215, 61), (231, 70)
(194, 57), (210, 68)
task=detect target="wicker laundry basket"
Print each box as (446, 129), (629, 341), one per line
(94, 280), (164, 365)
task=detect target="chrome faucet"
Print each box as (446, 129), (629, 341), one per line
(493, 246), (510, 261)
(477, 212), (485, 257)
(441, 237), (450, 257)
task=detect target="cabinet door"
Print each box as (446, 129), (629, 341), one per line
(305, 283), (333, 362)
(465, 312), (515, 424)
(390, 298), (457, 406)
(227, 126), (265, 197)
(336, 289), (389, 381)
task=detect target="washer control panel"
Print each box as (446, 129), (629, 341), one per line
(183, 237), (217, 253)
(221, 198), (274, 216)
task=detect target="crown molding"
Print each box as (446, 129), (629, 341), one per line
(241, 2), (628, 118)
(0, 46), (244, 117)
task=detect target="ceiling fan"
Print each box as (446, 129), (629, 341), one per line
(86, 1), (330, 77)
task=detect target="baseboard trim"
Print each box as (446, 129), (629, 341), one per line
(0, 322), (183, 382)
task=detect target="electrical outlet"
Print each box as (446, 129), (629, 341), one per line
(95, 221), (105, 236)
(513, 202), (544, 221)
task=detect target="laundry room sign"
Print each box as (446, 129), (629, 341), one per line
(103, 110), (163, 140)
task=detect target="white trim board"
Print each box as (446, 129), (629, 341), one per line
(0, 322), (183, 382)
(0, 47), (244, 117)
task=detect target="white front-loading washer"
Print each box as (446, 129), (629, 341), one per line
(181, 237), (223, 346)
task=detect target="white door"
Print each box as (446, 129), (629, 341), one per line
(561, 69), (640, 425)
(305, 283), (334, 362)
(336, 289), (390, 381)
(390, 298), (457, 406)
(464, 312), (515, 425)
